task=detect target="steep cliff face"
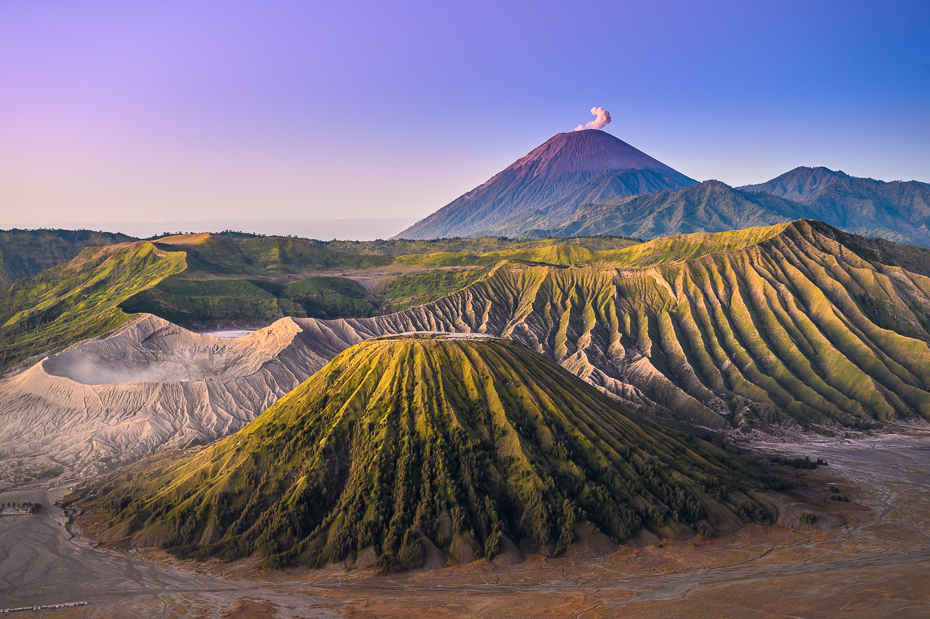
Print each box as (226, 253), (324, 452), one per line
(396, 130), (695, 239)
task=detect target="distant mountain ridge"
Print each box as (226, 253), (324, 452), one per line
(740, 166), (852, 201)
(740, 166), (930, 246)
(396, 130), (696, 239)
(494, 180), (807, 239)
(485, 168), (930, 247)
(398, 136), (929, 247)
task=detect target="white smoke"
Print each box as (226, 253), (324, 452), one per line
(574, 107), (611, 131)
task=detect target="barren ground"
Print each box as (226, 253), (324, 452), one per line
(2, 432), (929, 617)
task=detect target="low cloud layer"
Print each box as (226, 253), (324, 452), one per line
(574, 107), (611, 131)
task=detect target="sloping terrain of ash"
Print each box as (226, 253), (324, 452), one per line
(71, 334), (780, 571)
(4, 219), (930, 487)
(0, 314), (349, 486)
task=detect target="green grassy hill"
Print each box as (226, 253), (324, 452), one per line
(154, 233), (394, 276)
(0, 229), (135, 286)
(0, 242), (185, 370)
(119, 234), (496, 327)
(76, 335), (777, 569)
(0, 232), (646, 370)
(119, 234), (646, 329)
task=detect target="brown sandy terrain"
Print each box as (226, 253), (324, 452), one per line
(2, 432), (929, 617)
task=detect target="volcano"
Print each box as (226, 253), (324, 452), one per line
(396, 129), (696, 240)
(77, 334), (771, 570)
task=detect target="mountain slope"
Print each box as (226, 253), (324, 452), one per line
(740, 166), (851, 201)
(154, 233), (393, 276)
(7, 220), (930, 490)
(0, 229), (135, 287)
(292, 221), (930, 432)
(479, 169), (694, 237)
(78, 334), (774, 568)
(396, 130), (695, 239)
(741, 168), (930, 247)
(0, 241), (186, 370)
(793, 177), (930, 246)
(120, 234), (640, 330)
(0, 234), (397, 371)
(537, 180), (808, 239)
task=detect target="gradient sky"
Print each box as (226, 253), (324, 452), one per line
(1, 0), (928, 238)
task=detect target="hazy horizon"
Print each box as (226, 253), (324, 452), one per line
(1, 217), (418, 241)
(1, 1), (928, 233)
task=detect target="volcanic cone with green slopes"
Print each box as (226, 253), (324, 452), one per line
(83, 335), (774, 569)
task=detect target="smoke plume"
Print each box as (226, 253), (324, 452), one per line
(574, 107), (611, 131)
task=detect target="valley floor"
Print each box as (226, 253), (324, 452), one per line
(2, 432), (929, 618)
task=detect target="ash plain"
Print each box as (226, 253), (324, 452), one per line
(1, 431), (929, 617)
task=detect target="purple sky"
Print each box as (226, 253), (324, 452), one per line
(1, 1), (928, 238)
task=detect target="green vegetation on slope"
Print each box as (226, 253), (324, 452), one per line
(742, 167), (930, 247)
(119, 278), (307, 327)
(119, 269), (492, 327)
(0, 242), (186, 370)
(331, 221), (930, 432)
(552, 181), (808, 239)
(589, 223), (791, 267)
(0, 231), (504, 350)
(0, 229), (135, 286)
(9, 220), (930, 436)
(498, 171), (930, 250)
(155, 233), (394, 277)
(117, 234), (645, 329)
(280, 276), (378, 317)
(317, 235), (642, 256)
(79, 335), (779, 569)
(376, 270), (488, 313)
